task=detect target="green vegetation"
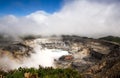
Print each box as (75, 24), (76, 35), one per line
(0, 66), (82, 78)
(99, 36), (120, 44)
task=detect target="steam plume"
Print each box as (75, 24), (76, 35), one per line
(0, 0), (120, 38)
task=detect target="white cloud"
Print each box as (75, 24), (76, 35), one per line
(0, 0), (120, 38)
(26, 11), (49, 24)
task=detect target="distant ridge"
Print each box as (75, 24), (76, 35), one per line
(99, 36), (120, 44)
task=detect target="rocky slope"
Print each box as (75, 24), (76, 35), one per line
(0, 35), (120, 77)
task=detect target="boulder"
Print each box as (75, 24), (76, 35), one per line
(59, 55), (74, 61)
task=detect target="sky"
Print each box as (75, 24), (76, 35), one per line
(0, 0), (120, 16)
(0, 0), (120, 38)
(0, 0), (63, 16)
(0, 0), (64, 16)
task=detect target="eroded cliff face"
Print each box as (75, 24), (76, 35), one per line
(60, 36), (120, 78)
(0, 36), (120, 77)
